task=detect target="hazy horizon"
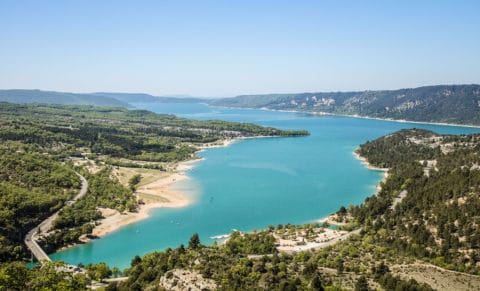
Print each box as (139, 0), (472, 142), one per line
(1, 0), (479, 97)
(2, 83), (480, 100)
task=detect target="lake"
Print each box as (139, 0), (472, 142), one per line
(50, 103), (480, 269)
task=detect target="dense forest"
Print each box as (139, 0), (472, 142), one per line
(0, 102), (307, 162)
(353, 129), (480, 274)
(0, 141), (79, 262)
(210, 84), (480, 125)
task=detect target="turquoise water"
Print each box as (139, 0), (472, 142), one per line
(50, 103), (480, 269)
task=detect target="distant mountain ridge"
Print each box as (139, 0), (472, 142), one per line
(0, 89), (130, 107)
(93, 92), (206, 104)
(210, 84), (480, 125)
(3, 85), (480, 125)
(0, 89), (207, 107)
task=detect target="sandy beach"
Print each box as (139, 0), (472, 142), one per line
(197, 138), (237, 151)
(89, 139), (238, 238)
(90, 161), (196, 238)
(317, 214), (350, 227)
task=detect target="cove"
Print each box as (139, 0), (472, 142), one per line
(50, 103), (480, 269)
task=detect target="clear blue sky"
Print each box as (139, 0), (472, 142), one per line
(1, 0), (479, 97)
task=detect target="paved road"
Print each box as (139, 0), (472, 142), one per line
(24, 173), (88, 263)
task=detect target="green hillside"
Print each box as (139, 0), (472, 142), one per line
(211, 84), (480, 125)
(353, 129), (480, 274)
(0, 89), (130, 107)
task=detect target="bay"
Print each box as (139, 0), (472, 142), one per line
(50, 103), (480, 269)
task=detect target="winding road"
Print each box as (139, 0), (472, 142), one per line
(24, 173), (88, 264)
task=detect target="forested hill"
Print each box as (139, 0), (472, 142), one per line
(0, 89), (130, 107)
(0, 102), (308, 164)
(0, 89), (207, 107)
(353, 128), (480, 274)
(210, 84), (480, 125)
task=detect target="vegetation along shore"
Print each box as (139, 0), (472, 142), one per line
(2, 102), (480, 290)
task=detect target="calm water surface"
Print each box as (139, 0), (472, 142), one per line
(50, 103), (480, 269)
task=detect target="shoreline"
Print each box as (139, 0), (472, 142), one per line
(59, 135), (287, 251)
(90, 141), (389, 242)
(66, 121), (392, 252)
(71, 141), (390, 255)
(210, 104), (480, 129)
(91, 136), (281, 238)
(352, 150), (389, 194)
(296, 148), (392, 252)
(311, 111), (480, 129)
(352, 150), (388, 172)
(313, 149), (390, 230)
(82, 138), (238, 241)
(89, 166), (194, 238)
(317, 214), (349, 227)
